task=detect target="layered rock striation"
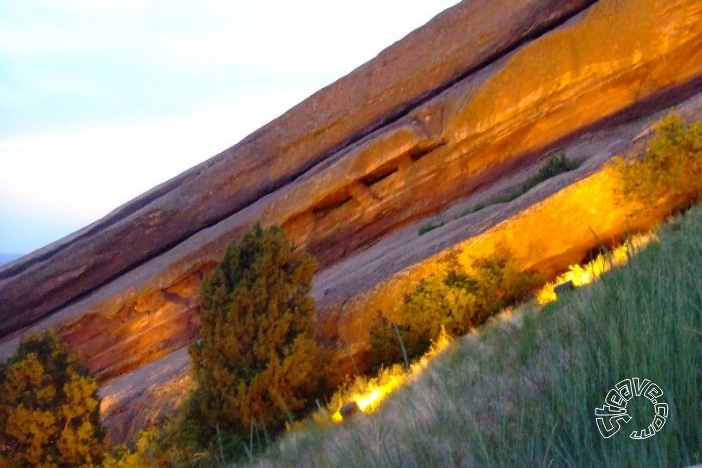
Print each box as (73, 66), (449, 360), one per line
(0, 0), (596, 336)
(1, 0), (702, 442)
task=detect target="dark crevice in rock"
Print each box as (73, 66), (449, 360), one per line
(410, 140), (447, 162)
(523, 75), (702, 168)
(361, 167), (399, 187)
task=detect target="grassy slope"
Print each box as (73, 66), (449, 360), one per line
(250, 205), (702, 467)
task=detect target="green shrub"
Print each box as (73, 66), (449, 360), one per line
(0, 330), (105, 466)
(188, 224), (333, 449)
(428, 153), (580, 227)
(471, 203), (486, 213)
(496, 152), (581, 204)
(532, 151), (580, 182)
(368, 314), (412, 371)
(106, 226), (338, 466)
(418, 221), (446, 235)
(613, 113), (702, 207)
(369, 251), (543, 369)
(102, 404), (234, 467)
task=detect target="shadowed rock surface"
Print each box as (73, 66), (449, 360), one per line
(1, 0), (701, 442)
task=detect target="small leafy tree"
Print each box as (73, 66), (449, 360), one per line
(0, 330), (105, 467)
(189, 224), (332, 438)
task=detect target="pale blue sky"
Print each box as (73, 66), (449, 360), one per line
(0, 0), (461, 255)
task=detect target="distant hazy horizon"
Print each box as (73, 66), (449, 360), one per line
(0, 253), (23, 265)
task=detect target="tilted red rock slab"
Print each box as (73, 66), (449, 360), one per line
(0, 0), (702, 443)
(98, 89), (702, 444)
(0, 0), (700, 379)
(0, 0), (595, 335)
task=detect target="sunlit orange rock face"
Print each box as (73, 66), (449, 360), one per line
(324, 165), (685, 351)
(1, 0), (702, 443)
(0, 0), (596, 336)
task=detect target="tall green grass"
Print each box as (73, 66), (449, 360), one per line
(246, 205), (702, 467)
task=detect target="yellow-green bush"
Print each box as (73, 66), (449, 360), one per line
(369, 251), (542, 369)
(101, 422), (199, 468)
(0, 331), (105, 467)
(613, 113), (702, 207)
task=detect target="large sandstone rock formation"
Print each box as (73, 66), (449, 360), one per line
(1, 0), (702, 442)
(0, 0), (596, 336)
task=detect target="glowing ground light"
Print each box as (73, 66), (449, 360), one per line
(332, 331), (452, 422)
(330, 369), (409, 422)
(537, 233), (657, 305)
(329, 233), (656, 422)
